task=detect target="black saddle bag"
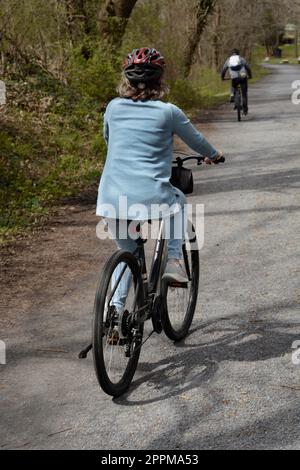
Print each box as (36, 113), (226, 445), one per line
(170, 165), (194, 195)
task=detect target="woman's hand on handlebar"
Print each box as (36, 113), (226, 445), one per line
(204, 152), (225, 165)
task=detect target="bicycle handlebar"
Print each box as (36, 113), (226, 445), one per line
(173, 153), (225, 166)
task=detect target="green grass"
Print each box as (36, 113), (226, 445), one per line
(253, 44), (300, 65)
(170, 69), (229, 111)
(0, 78), (106, 243)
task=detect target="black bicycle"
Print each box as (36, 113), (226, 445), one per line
(80, 153), (225, 397)
(225, 78), (245, 122)
(234, 83), (243, 122)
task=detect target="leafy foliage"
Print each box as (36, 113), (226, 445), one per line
(0, 0), (298, 241)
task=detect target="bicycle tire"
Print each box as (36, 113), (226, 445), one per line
(162, 243), (200, 342)
(93, 250), (144, 397)
(235, 90), (242, 122)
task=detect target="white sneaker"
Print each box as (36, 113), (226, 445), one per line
(162, 259), (188, 283)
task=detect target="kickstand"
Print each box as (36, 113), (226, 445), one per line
(79, 343), (92, 359)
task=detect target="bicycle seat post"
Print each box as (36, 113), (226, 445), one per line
(148, 220), (165, 294)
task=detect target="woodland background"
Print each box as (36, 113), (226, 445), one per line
(0, 0), (299, 241)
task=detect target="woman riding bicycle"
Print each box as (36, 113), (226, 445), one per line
(96, 47), (222, 313)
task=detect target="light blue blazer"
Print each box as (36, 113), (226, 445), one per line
(96, 98), (218, 220)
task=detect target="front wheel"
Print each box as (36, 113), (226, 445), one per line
(93, 250), (144, 397)
(162, 237), (200, 342)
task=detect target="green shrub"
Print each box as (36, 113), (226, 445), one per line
(170, 79), (202, 109)
(68, 41), (119, 105)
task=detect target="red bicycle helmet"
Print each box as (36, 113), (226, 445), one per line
(124, 47), (166, 83)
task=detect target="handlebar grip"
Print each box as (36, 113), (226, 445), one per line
(212, 155), (225, 164)
(218, 156), (225, 163)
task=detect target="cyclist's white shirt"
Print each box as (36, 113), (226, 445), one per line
(96, 98), (218, 220)
(227, 55), (247, 79)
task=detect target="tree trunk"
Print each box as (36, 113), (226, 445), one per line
(212, 2), (221, 70)
(98, 0), (139, 48)
(64, 0), (92, 42)
(76, 0), (92, 35)
(183, 0), (216, 78)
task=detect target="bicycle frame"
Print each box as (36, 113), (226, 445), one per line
(131, 219), (192, 332)
(131, 220), (166, 324)
(110, 155), (211, 324)
(224, 77), (244, 121)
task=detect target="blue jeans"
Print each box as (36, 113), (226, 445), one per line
(106, 194), (187, 311)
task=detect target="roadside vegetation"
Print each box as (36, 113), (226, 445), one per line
(0, 0), (299, 243)
(254, 44), (300, 65)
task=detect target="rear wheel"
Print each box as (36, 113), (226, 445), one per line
(162, 226), (200, 342)
(235, 89), (242, 122)
(93, 250), (144, 397)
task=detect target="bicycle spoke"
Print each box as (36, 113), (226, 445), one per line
(96, 257), (143, 387)
(163, 238), (199, 341)
(106, 263), (128, 306)
(167, 280), (191, 330)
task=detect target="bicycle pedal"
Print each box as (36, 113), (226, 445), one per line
(78, 343), (92, 359)
(169, 282), (188, 289)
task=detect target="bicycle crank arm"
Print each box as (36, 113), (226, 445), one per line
(168, 282), (188, 289)
(78, 343), (92, 359)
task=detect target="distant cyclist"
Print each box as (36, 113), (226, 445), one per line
(221, 49), (252, 115)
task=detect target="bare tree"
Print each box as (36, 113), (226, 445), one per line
(64, 0), (93, 40)
(182, 0), (216, 78)
(211, 1), (221, 70)
(98, 0), (139, 47)
(1, 0), (300, 82)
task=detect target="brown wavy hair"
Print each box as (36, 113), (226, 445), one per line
(117, 73), (169, 101)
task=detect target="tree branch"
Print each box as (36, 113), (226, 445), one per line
(182, 0), (217, 78)
(98, 0), (139, 48)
